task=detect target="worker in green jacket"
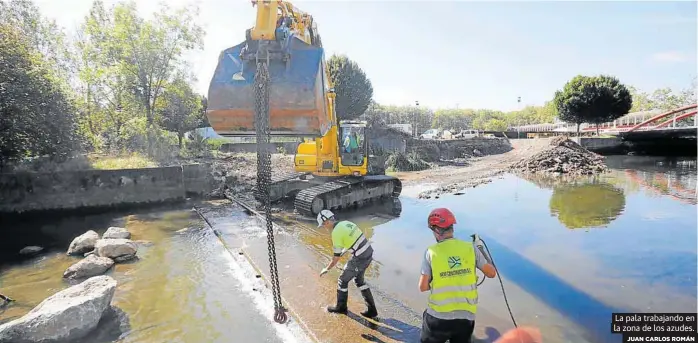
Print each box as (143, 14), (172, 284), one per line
(317, 209), (378, 318)
(418, 208), (497, 343)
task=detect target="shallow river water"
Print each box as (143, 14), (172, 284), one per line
(0, 155), (695, 343)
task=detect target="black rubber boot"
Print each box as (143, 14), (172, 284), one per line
(360, 288), (378, 318)
(327, 290), (348, 314)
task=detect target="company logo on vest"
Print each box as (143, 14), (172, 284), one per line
(448, 256), (461, 269)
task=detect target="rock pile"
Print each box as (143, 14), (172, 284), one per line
(64, 226), (144, 280)
(509, 136), (607, 176)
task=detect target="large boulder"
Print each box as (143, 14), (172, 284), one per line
(0, 275), (117, 343)
(67, 230), (100, 256)
(102, 227), (131, 240)
(63, 255), (115, 280)
(94, 239), (138, 261)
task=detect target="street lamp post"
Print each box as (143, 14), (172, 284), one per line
(414, 100), (420, 138)
(516, 96), (521, 139)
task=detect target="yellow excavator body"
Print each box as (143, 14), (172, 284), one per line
(206, 0), (401, 216)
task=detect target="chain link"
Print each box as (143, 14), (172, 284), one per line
(254, 59), (286, 323)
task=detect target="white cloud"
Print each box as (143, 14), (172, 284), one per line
(650, 51), (691, 63)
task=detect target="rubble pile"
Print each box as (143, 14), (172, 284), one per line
(207, 153), (295, 198)
(510, 136), (607, 176)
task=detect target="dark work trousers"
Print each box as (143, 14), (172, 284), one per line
(337, 253), (373, 293)
(420, 310), (476, 343)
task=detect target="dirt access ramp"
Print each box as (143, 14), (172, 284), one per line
(396, 138), (555, 199)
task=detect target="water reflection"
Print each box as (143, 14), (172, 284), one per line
(605, 155), (697, 205)
(549, 182), (626, 230)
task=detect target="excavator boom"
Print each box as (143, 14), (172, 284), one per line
(207, 0), (401, 218)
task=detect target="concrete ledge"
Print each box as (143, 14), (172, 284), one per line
(0, 164), (214, 215)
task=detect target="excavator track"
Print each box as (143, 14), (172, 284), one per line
(253, 171), (310, 200)
(294, 175), (402, 217)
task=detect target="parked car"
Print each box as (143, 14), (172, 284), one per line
(420, 129), (440, 140)
(453, 129), (480, 139)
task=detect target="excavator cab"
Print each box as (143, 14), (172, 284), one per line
(339, 121), (367, 167)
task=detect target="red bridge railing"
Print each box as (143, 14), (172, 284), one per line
(626, 104), (697, 132)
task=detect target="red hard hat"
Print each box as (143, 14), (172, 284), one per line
(428, 208), (456, 229)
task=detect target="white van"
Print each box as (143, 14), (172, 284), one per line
(420, 129), (440, 140)
(454, 129), (479, 139)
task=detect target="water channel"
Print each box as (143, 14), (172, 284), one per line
(1, 155), (695, 342)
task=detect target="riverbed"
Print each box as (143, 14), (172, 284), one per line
(0, 203), (311, 343)
(1, 155), (695, 342)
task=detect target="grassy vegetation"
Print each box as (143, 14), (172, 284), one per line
(89, 153), (158, 170)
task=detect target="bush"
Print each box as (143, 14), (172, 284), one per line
(386, 151), (431, 172)
(117, 117), (178, 161)
(206, 138), (227, 151)
(185, 130), (214, 158)
(89, 153), (157, 170)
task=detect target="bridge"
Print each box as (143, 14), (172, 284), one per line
(511, 104), (697, 138)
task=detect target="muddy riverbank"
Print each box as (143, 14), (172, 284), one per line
(211, 137), (604, 201)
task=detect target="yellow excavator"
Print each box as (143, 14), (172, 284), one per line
(207, 0), (402, 217)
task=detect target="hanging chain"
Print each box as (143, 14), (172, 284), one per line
(254, 58), (287, 324)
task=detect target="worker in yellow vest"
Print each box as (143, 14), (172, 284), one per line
(317, 209), (378, 318)
(418, 208), (497, 343)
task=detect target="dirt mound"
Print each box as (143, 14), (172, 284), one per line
(509, 137), (607, 176)
(208, 153), (295, 197)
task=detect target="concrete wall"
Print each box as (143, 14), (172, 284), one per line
(0, 164), (214, 214)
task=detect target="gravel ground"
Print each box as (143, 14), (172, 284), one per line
(396, 137), (603, 198)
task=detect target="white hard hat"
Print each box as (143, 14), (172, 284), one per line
(317, 210), (335, 227)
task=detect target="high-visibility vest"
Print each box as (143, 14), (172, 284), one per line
(427, 239), (478, 314)
(332, 221), (369, 256)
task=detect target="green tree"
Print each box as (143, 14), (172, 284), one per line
(0, 0), (72, 81)
(549, 182), (626, 230)
(199, 96), (210, 128)
(327, 54), (373, 120)
(484, 118), (508, 131)
(432, 109), (475, 131)
(74, 0), (143, 151)
(553, 75), (633, 136)
(109, 1), (204, 155)
(157, 78), (205, 148)
(628, 86), (655, 112)
(0, 24), (79, 167)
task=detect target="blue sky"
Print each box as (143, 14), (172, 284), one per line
(36, 0), (697, 111)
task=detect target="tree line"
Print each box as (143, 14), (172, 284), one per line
(1, 0), (208, 167)
(1, 0), (696, 168)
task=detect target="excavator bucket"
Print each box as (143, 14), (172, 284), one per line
(207, 36), (331, 137)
